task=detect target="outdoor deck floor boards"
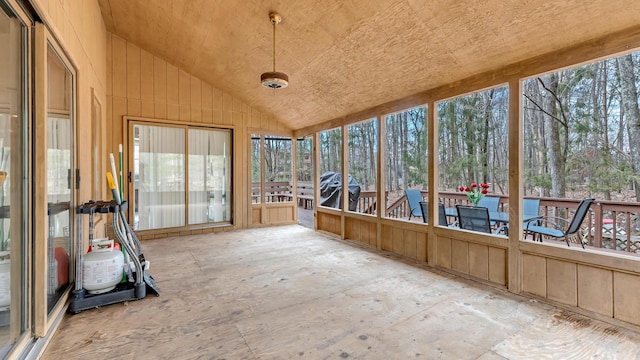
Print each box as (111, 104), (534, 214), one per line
(42, 225), (640, 359)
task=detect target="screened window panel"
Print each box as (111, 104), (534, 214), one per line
(251, 135), (261, 204)
(348, 119), (377, 214)
(318, 128), (342, 209)
(264, 137), (292, 203)
(296, 137), (313, 182)
(383, 107), (428, 220)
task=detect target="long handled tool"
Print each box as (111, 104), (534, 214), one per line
(107, 172), (159, 295)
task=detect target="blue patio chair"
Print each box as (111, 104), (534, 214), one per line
(477, 196), (501, 227)
(456, 205), (505, 234)
(405, 189), (423, 220)
(523, 198), (541, 218)
(477, 196), (500, 211)
(523, 198), (541, 238)
(419, 201), (449, 226)
(525, 198), (595, 249)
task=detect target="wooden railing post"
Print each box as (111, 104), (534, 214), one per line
(593, 201), (603, 248)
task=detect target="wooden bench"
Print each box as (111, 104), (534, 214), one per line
(251, 182), (260, 203)
(252, 182), (293, 203)
(252, 181), (315, 207)
(297, 181), (314, 209)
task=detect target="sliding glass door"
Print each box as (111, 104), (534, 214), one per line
(0, 1), (29, 355)
(188, 128), (231, 224)
(132, 124), (185, 231)
(131, 122), (232, 231)
(45, 38), (76, 314)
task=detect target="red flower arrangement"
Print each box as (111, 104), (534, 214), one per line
(458, 182), (490, 206)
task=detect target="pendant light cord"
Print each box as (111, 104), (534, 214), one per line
(260, 13), (288, 89)
(272, 20), (277, 72)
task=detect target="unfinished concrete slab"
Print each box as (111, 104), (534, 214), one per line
(42, 225), (640, 359)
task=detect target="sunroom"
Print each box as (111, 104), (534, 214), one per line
(1, 0), (640, 358)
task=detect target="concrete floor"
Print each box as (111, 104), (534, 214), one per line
(42, 225), (640, 359)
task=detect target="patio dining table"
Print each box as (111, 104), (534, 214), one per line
(444, 207), (541, 227)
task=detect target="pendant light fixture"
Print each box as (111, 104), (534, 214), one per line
(261, 12), (289, 89)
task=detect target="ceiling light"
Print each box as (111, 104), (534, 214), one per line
(261, 12), (289, 89)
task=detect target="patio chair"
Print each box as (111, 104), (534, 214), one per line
(477, 196), (501, 227)
(456, 205), (505, 234)
(419, 201), (449, 226)
(523, 198), (541, 238)
(523, 198), (541, 218)
(524, 198), (595, 249)
(404, 189), (423, 220)
(438, 203), (451, 227)
(477, 196), (500, 211)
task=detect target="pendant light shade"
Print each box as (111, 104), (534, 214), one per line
(261, 71), (289, 89)
(261, 12), (289, 89)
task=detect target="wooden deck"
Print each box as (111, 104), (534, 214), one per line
(42, 225), (640, 359)
(297, 206), (314, 229)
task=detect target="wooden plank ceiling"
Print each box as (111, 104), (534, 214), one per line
(98, 0), (640, 130)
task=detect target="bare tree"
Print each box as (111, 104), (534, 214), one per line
(617, 54), (640, 201)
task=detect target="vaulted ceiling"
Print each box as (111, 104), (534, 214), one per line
(98, 0), (640, 130)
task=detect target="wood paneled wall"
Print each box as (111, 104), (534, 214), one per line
(347, 217), (377, 248)
(263, 204), (296, 226)
(380, 222), (427, 262)
(105, 33), (293, 234)
(521, 243), (640, 326)
(433, 231), (507, 286)
(317, 211), (341, 237)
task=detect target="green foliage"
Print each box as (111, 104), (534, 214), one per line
(522, 52), (640, 201)
(436, 87), (509, 192)
(319, 128), (342, 173)
(296, 138), (313, 182)
(251, 137), (261, 182)
(528, 173), (552, 190)
(263, 138), (292, 182)
(588, 157), (636, 194)
(444, 157), (467, 186)
(384, 108), (427, 191)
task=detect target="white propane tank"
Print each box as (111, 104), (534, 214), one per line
(0, 251), (10, 307)
(82, 240), (124, 294)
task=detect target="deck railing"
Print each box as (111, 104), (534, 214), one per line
(283, 182), (639, 253)
(383, 191), (640, 254)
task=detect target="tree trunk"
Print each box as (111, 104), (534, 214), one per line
(617, 54), (640, 201)
(533, 84), (547, 197)
(482, 91), (493, 185)
(391, 115), (399, 190)
(401, 112), (409, 188)
(524, 80), (548, 196)
(446, 102), (458, 187)
(601, 62), (611, 200)
(464, 103), (475, 184)
(542, 74), (566, 198)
